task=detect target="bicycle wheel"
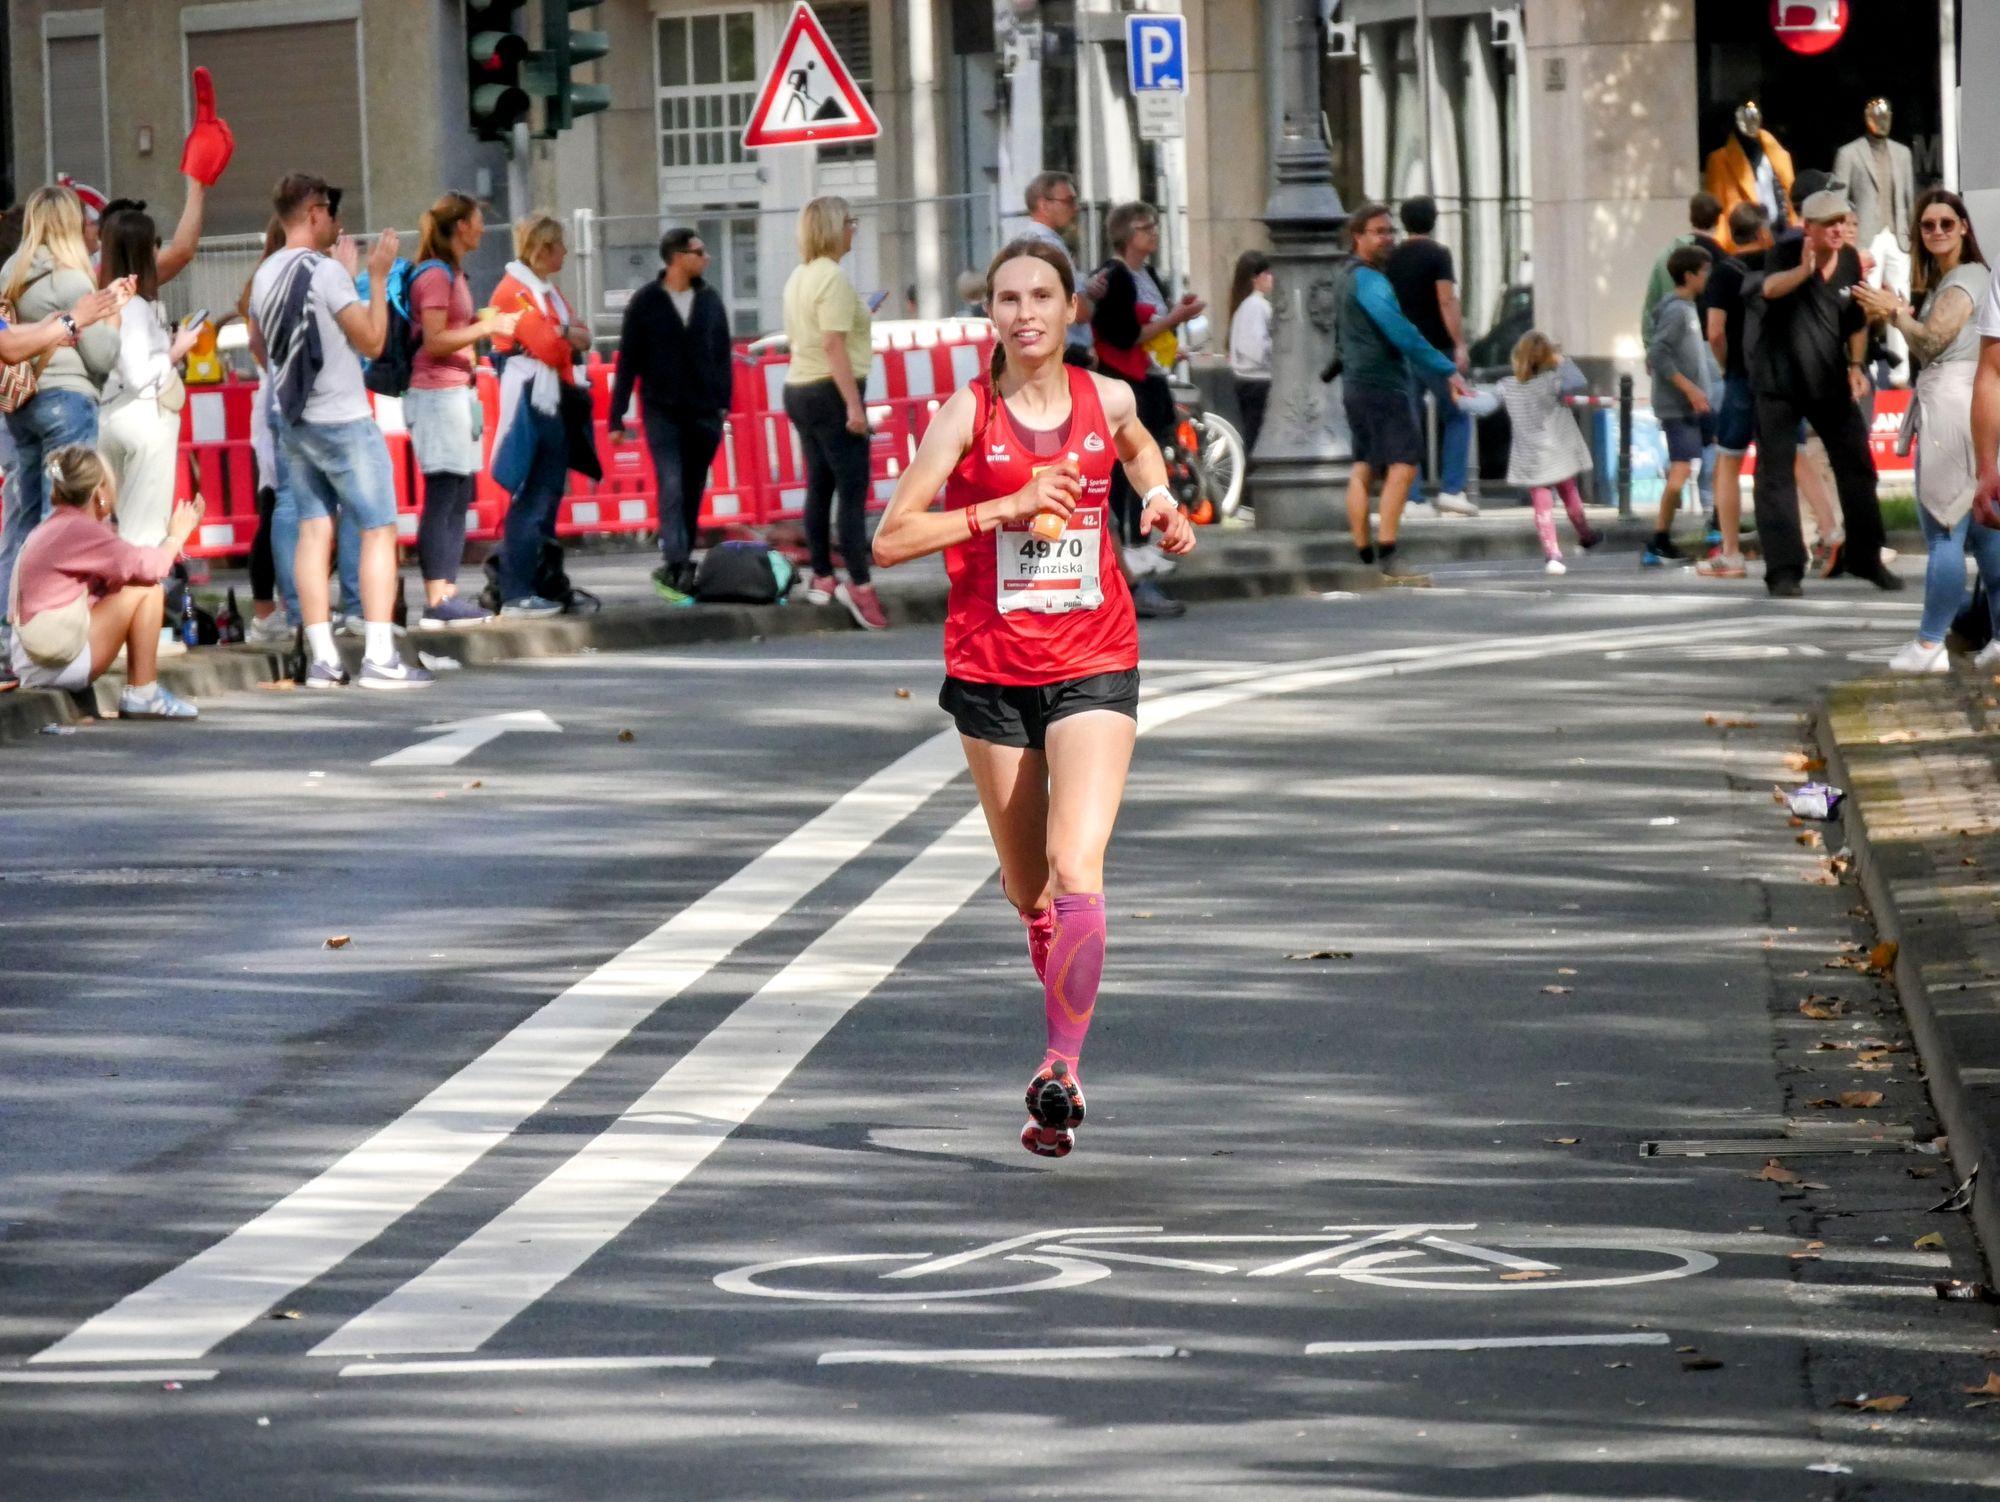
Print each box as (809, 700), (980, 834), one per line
(1199, 413), (1247, 519)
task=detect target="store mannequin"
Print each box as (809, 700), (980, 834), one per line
(1705, 101), (1796, 251)
(1832, 99), (1915, 252)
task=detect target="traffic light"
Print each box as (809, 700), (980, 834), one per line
(466, 0), (530, 141)
(536, 0), (611, 136)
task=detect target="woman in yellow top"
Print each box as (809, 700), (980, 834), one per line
(781, 196), (885, 630)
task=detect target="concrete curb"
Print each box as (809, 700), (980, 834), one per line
(0, 513), (1658, 746)
(1816, 681), (2000, 1279)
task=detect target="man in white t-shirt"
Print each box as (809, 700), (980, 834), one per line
(248, 173), (429, 690)
(1020, 171), (1105, 365)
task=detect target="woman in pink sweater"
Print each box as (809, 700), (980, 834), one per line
(6, 444), (202, 716)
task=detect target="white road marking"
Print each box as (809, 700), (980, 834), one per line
(318, 618), (1780, 1356)
(371, 709), (563, 768)
(33, 733), (971, 1365)
(337, 1355), (715, 1378)
(817, 1345), (1176, 1367)
(0, 1368), (218, 1384)
(1305, 1333), (1673, 1355)
(43, 616), (1781, 1366)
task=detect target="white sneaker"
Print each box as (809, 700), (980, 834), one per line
(157, 627), (187, 659)
(1401, 501), (1437, 520)
(1435, 492), (1480, 517)
(1880, 546), (1899, 567)
(1974, 641), (2000, 672)
(245, 610), (293, 645)
(333, 612), (362, 638)
(1120, 545), (1167, 578)
(1888, 639), (1949, 675)
(1544, 558), (1567, 576)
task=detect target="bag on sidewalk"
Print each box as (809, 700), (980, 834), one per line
(1951, 579), (1993, 652)
(692, 540), (794, 605)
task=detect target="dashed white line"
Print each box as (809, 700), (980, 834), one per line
(337, 1356), (716, 1378)
(1305, 1333), (1674, 1355)
(0, 1368), (218, 1385)
(817, 1346), (1177, 1367)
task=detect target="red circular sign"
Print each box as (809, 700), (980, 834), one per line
(1771, 0), (1849, 56)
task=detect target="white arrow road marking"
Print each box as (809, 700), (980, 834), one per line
(313, 616), (1780, 1358)
(38, 614), (1780, 1366)
(372, 710), (563, 768)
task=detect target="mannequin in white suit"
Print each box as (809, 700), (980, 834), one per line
(1835, 99), (1917, 388)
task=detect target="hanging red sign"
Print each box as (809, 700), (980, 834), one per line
(1770, 1), (1849, 56)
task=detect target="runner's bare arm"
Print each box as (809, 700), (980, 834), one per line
(1095, 374), (1197, 556)
(872, 386), (1080, 567)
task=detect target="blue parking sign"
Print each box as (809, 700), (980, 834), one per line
(1126, 14), (1187, 92)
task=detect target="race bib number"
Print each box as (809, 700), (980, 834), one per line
(996, 507), (1104, 614)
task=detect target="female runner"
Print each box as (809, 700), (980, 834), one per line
(871, 239), (1196, 1157)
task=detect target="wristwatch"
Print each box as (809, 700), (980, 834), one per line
(57, 313), (79, 345)
(1141, 484), (1178, 512)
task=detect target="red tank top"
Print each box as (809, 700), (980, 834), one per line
(940, 367), (1138, 686)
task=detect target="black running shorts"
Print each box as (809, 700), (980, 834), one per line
(939, 670), (1141, 750)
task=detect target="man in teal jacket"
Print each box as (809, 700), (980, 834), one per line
(1339, 202), (1467, 567)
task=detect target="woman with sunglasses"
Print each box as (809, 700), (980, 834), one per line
(1857, 189), (1996, 671)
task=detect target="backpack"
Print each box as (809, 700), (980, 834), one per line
(479, 540), (601, 615)
(692, 540), (795, 604)
(363, 258), (451, 398)
(1318, 256), (1358, 385)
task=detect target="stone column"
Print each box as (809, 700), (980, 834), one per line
(1253, 0), (1351, 531)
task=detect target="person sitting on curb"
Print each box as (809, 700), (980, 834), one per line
(5, 444), (200, 717)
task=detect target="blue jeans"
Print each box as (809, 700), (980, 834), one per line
(498, 404), (569, 601)
(266, 441), (361, 620)
(1918, 507), (2000, 644)
(1, 389), (99, 619)
(1406, 366), (1470, 501)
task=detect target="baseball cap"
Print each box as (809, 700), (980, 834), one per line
(56, 174), (107, 222)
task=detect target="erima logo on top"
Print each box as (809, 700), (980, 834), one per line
(1083, 432), (1106, 452)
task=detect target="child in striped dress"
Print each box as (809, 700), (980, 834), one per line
(1494, 331), (1604, 575)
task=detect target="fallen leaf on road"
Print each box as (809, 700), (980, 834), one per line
(1286, 950), (1352, 961)
(1962, 1373), (2000, 1396)
(1869, 941), (1900, 971)
(1836, 1394), (1909, 1412)
(1705, 714), (1758, 728)
(1498, 1270), (1549, 1282)
(1131, 912), (1155, 920)
(1754, 1159), (1802, 1183)
(1837, 1091), (1884, 1108)
(269, 1310), (301, 1321)
(462, 780), (482, 790)
(1915, 1232), (1946, 1250)
(1682, 1356), (1725, 1371)
(1604, 1361), (1631, 1370)
(617, 728), (636, 742)
(1878, 729), (1920, 744)
(1557, 967), (1578, 976)
(1548, 1137), (1581, 1146)
(1907, 1166), (1939, 1179)
(1782, 752), (1827, 773)
(322, 935), (351, 950)
(256, 679), (296, 692)
(1541, 984), (1573, 995)
(894, 688), (912, 699)
(1799, 997), (1847, 1020)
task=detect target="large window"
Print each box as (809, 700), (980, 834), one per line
(656, 11), (758, 169)
(694, 212), (760, 333)
(813, 2), (875, 164)
(186, 19), (364, 234)
(44, 23), (107, 189)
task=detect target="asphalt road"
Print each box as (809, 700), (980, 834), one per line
(4, 555), (1997, 1500)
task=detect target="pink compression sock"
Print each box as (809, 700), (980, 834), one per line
(1022, 906), (1056, 983)
(1043, 893), (1107, 1073)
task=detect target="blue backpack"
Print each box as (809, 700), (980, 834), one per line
(362, 258), (451, 398)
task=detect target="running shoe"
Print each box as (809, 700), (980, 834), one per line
(118, 683), (198, 719)
(419, 596), (494, 628)
(837, 581), (888, 631)
(1888, 639), (1949, 675)
(805, 573), (837, 605)
(651, 565), (695, 606)
(500, 595), (564, 619)
(1544, 558), (1567, 576)
(1025, 1059), (1086, 1133)
(1400, 501), (1436, 521)
(1131, 578), (1186, 619)
(305, 659), (351, 689)
(1975, 641), (2000, 672)
(1435, 492), (1479, 517)
(359, 655), (435, 690)
(1818, 539), (1846, 579)
(1577, 528), (1606, 551)
(245, 609), (294, 645)
(1695, 552), (1746, 578)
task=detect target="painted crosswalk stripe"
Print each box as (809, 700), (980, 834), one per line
(818, 1346), (1177, 1367)
(338, 1356), (715, 1378)
(316, 618), (1776, 1358)
(31, 734), (970, 1366)
(1305, 1333), (1674, 1355)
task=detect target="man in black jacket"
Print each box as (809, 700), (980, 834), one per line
(611, 228), (733, 602)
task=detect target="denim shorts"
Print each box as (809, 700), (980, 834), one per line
(1662, 414), (1716, 464)
(403, 385), (483, 476)
(276, 415), (400, 531)
(1715, 376), (1756, 455)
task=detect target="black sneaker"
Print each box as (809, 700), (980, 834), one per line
(1131, 578), (1186, 619)
(1767, 575), (1804, 599)
(1854, 566), (1905, 592)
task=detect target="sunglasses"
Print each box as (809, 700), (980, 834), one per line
(1920, 217), (1962, 233)
(309, 187), (345, 220)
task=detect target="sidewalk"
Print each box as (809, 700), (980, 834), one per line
(0, 502), (1650, 743)
(1819, 672), (2000, 1274)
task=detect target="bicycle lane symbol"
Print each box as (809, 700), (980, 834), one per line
(713, 1224), (1720, 1303)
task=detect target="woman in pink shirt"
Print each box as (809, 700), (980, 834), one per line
(7, 444), (202, 717)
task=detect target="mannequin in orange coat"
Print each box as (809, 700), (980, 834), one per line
(1705, 101), (1796, 252)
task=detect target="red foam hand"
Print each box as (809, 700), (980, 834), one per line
(179, 67), (235, 186)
